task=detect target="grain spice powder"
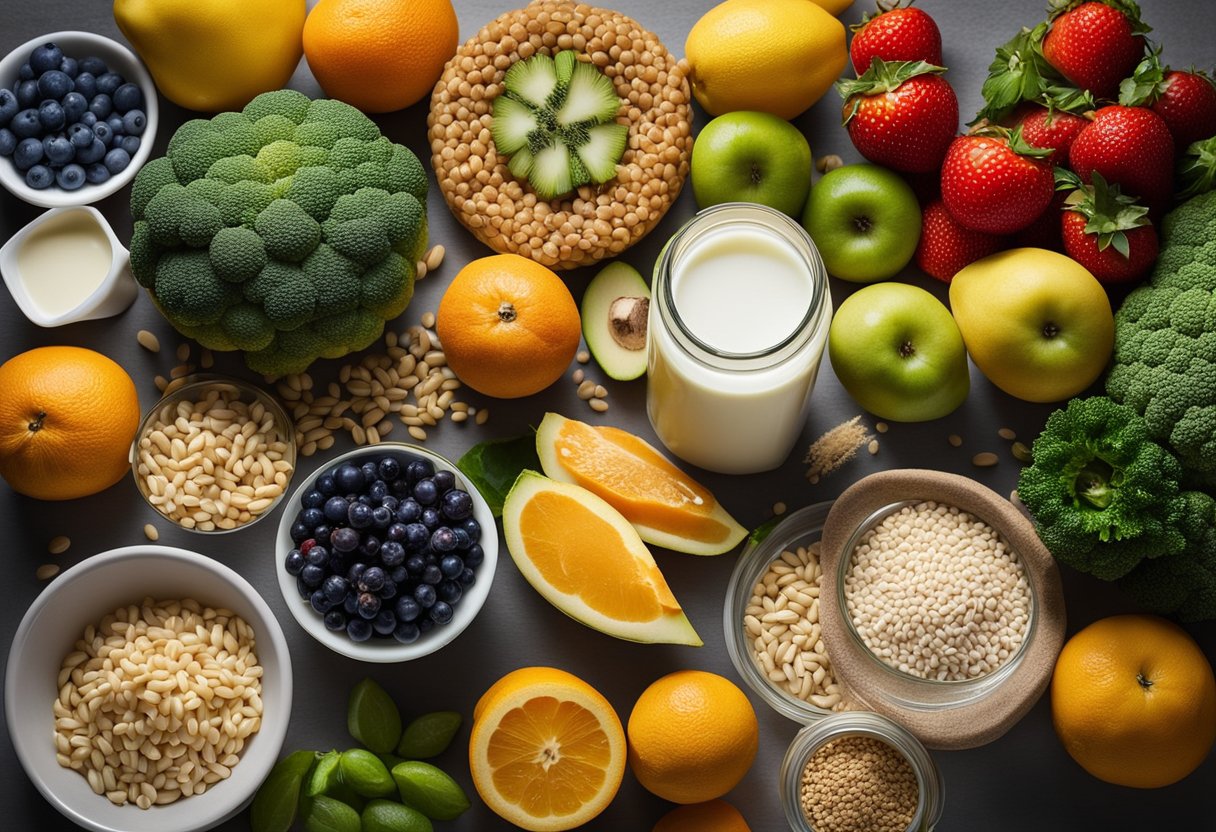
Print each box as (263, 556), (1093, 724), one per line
(800, 735), (919, 832)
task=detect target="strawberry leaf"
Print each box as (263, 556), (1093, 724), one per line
(1005, 125), (1056, 159)
(973, 24), (1056, 124)
(1066, 171), (1151, 257)
(1118, 48), (1167, 106)
(837, 57), (947, 124)
(1039, 84), (1096, 115)
(1177, 135), (1216, 200)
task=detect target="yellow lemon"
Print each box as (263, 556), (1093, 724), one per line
(685, 0), (848, 120)
(811, 0), (855, 15)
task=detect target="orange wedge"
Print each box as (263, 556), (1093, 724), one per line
(502, 470), (702, 646)
(470, 666), (626, 832)
(535, 413), (747, 555)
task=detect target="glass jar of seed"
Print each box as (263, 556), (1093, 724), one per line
(779, 711), (944, 832)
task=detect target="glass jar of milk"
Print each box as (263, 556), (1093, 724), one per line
(647, 203), (831, 475)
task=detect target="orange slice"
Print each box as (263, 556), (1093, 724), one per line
(502, 471), (701, 646)
(535, 413), (747, 555)
(470, 667), (626, 832)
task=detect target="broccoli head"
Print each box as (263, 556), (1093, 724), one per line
(128, 89), (429, 377)
(1118, 491), (1216, 622)
(1106, 189), (1216, 486)
(1018, 396), (1188, 580)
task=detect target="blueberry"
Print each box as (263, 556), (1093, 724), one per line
(433, 470), (456, 494)
(88, 94), (112, 119)
(348, 501), (373, 529)
(393, 620), (420, 643)
(95, 72), (123, 96)
(299, 507), (325, 531)
(84, 162), (110, 184)
(61, 91), (87, 124)
(465, 544), (485, 568)
(343, 592), (359, 616)
(404, 522), (429, 550)
(305, 544), (329, 567)
(371, 609), (397, 636)
(112, 83), (142, 112)
(406, 459), (434, 483)
(316, 473), (337, 496)
(79, 111), (96, 127)
(73, 72), (97, 99)
(438, 579), (463, 605)
(313, 524), (333, 546)
(10, 109), (42, 139)
(459, 567), (477, 587)
(328, 551), (347, 574)
(15, 80), (40, 109)
(42, 135), (72, 166)
(386, 522), (407, 543)
(452, 527), (471, 550)
(441, 489), (473, 521)
(422, 565), (443, 586)
(378, 457), (401, 482)
(284, 549), (305, 576)
(334, 463), (364, 493)
(289, 519), (311, 544)
(361, 566), (387, 593)
(414, 583), (437, 609)
(296, 575), (312, 600)
(106, 115), (125, 137)
(381, 495), (399, 513)
(301, 563), (326, 588)
(389, 565), (407, 585)
(0, 89), (17, 126)
(420, 508), (441, 530)
(104, 146), (131, 174)
(323, 574), (348, 604)
(59, 56), (78, 78)
(439, 553), (464, 578)
(357, 493), (375, 507)
(395, 596), (421, 622)
(429, 601), (454, 625)
(390, 478), (412, 497)
(37, 70), (73, 100)
(310, 590), (331, 614)
(413, 478), (438, 506)
(13, 137), (43, 170)
(119, 135), (141, 157)
(331, 527), (360, 555)
(79, 56), (108, 76)
(431, 528), (458, 553)
(324, 610), (347, 632)
(367, 479), (388, 503)
(0, 129), (15, 157)
(76, 137), (106, 165)
(18, 63), (34, 81)
(418, 617), (435, 634)
(395, 499), (421, 524)
(357, 592), (381, 619)
(405, 554), (426, 577)
(358, 535), (381, 558)
(29, 43), (64, 75)
(92, 120), (113, 145)
(323, 495), (349, 524)
(300, 489), (325, 510)
(67, 121), (93, 148)
(371, 505), (392, 528)
(348, 562), (367, 583)
(347, 618), (373, 642)
(380, 540), (406, 567)
(361, 461), (379, 483)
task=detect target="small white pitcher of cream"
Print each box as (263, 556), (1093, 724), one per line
(1, 206), (137, 327)
(647, 203), (832, 475)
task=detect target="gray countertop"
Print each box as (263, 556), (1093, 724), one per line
(2, 1), (1213, 829)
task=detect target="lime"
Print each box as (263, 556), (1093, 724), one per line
(396, 711), (462, 759)
(250, 750), (318, 832)
(304, 751), (342, 798)
(361, 799), (434, 832)
(339, 748), (396, 798)
(390, 761), (471, 821)
(301, 794), (361, 832)
(348, 677), (403, 754)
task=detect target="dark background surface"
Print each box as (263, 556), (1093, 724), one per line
(2, 1), (1214, 830)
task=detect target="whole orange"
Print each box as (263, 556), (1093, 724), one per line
(302, 0), (459, 113)
(653, 799), (751, 832)
(627, 670), (759, 805)
(437, 254), (582, 399)
(1051, 614), (1216, 788)
(0, 347), (141, 501)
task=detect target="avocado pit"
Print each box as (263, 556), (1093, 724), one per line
(609, 296), (649, 351)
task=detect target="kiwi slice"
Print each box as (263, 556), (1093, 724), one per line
(491, 50), (628, 201)
(581, 261), (651, 381)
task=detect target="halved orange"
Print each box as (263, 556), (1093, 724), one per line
(470, 666), (626, 832)
(502, 470), (701, 646)
(535, 413), (747, 555)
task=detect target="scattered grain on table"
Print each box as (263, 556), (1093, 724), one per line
(998, 427), (1017, 441)
(972, 452), (999, 467)
(36, 563), (60, 581)
(577, 350), (590, 364)
(143, 524), (159, 542)
(875, 421), (888, 434)
(867, 439), (879, 455)
(136, 330), (160, 353)
(48, 535), (71, 555)
(772, 501), (787, 516)
(175, 343), (190, 362)
(1011, 441), (1033, 463)
(948, 434), (963, 447)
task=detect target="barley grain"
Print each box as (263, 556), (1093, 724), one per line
(37, 563), (60, 580)
(49, 535), (71, 554)
(136, 330), (160, 353)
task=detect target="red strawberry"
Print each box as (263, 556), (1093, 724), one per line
(915, 200), (1006, 282)
(1069, 105), (1174, 213)
(940, 127), (1055, 235)
(838, 58), (959, 173)
(1152, 70), (1216, 150)
(1041, 1), (1149, 101)
(1014, 105), (1089, 166)
(850, 3), (943, 75)
(1060, 172), (1158, 283)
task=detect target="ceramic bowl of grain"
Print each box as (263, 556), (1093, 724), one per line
(130, 376), (296, 534)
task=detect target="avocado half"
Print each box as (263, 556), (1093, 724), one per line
(580, 262), (651, 381)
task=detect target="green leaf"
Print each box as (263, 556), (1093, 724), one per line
(457, 432), (541, 517)
(1118, 49), (1166, 106)
(1177, 135), (1216, 200)
(348, 678), (403, 754)
(391, 761), (471, 821)
(397, 711), (463, 759)
(836, 57), (947, 124)
(747, 516), (783, 547)
(973, 24), (1054, 124)
(1003, 125), (1055, 159)
(251, 750), (320, 832)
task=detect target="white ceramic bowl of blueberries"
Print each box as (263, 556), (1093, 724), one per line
(275, 443), (499, 663)
(0, 31), (158, 208)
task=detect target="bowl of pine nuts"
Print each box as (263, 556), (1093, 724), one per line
(4, 545), (292, 832)
(130, 376), (296, 533)
(723, 501), (854, 724)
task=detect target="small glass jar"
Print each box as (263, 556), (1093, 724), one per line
(646, 203), (831, 475)
(780, 711), (944, 832)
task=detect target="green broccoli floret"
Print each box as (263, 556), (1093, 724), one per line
(1018, 396), (1188, 580)
(127, 89), (430, 377)
(1118, 492), (1216, 622)
(1107, 190), (1216, 485)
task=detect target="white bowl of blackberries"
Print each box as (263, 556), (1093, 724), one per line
(275, 444), (498, 662)
(0, 31), (158, 207)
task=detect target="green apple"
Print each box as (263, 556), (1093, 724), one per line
(949, 248), (1114, 403)
(690, 111), (812, 216)
(802, 164), (922, 283)
(829, 282), (970, 421)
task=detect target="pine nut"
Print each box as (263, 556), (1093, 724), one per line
(136, 331), (161, 353)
